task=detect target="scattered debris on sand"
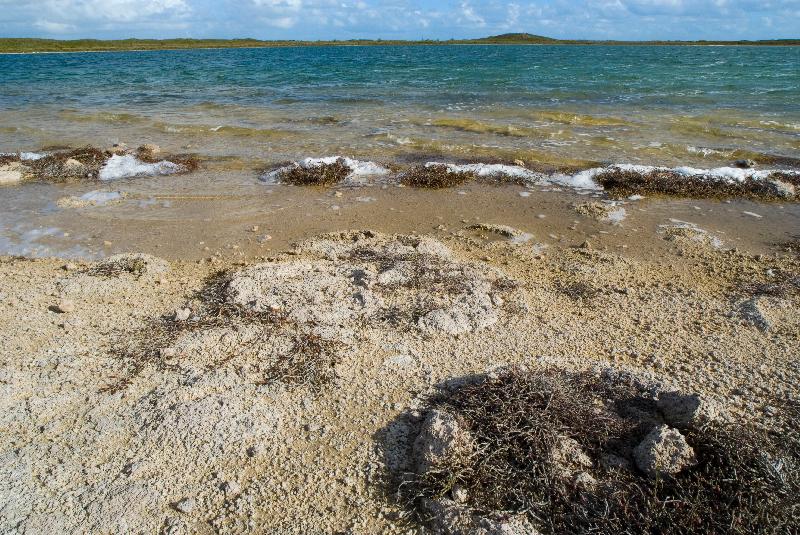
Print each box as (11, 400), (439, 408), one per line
(393, 367), (799, 535)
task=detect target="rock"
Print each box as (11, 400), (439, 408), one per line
(466, 224), (533, 244)
(94, 253), (171, 277)
(62, 158), (86, 174)
(174, 308), (192, 322)
(734, 159), (756, 169)
(657, 391), (717, 428)
(422, 498), (539, 535)
(633, 425), (696, 478)
(738, 297), (772, 331)
(0, 162), (28, 185)
(138, 144), (161, 157)
(412, 410), (471, 474)
(54, 300), (76, 314)
(451, 485), (468, 504)
(221, 481), (241, 496)
(600, 453), (632, 472)
(174, 497), (195, 514)
(574, 471), (597, 489)
(122, 461), (144, 477)
(574, 202), (626, 224)
(765, 179), (795, 199)
(108, 143), (128, 155)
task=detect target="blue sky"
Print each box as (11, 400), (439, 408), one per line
(1, 1), (798, 41)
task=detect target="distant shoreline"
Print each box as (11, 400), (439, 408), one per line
(1, 35), (799, 54)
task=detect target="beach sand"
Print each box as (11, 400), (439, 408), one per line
(1, 206), (797, 532)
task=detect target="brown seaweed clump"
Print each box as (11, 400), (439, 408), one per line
(595, 168), (798, 201)
(278, 159), (352, 186)
(400, 164), (475, 189)
(24, 147), (108, 182)
(398, 367), (799, 535)
(1, 145), (198, 184)
(104, 268), (340, 394)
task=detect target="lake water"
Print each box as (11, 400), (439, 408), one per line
(1, 45), (799, 168)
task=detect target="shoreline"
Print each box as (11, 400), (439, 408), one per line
(1, 40), (799, 55)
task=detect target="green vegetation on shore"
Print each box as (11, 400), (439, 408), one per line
(1, 33), (798, 53)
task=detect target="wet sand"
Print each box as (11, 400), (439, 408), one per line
(2, 166), (798, 261)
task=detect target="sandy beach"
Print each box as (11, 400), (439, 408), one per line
(1, 204), (797, 532)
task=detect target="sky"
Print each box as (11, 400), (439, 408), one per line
(0, 0), (798, 41)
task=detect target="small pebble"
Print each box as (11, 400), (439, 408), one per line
(54, 300), (75, 314)
(174, 498), (195, 514)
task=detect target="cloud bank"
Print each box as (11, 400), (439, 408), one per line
(0, 0), (797, 40)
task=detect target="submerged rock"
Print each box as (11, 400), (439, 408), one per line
(633, 425), (696, 478)
(0, 162), (28, 185)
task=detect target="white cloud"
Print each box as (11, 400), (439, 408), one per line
(0, 0), (797, 40)
(33, 19), (77, 33)
(458, 1), (486, 27)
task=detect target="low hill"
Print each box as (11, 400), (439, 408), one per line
(474, 33), (559, 44)
(0, 35), (797, 54)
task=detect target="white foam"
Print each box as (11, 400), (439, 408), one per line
(1, 152), (47, 161)
(606, 207), (627, 224)
(261, 156), (390, 185)
(429, 162), (540, 181)
(99, 154), (184, 181)
(510, 232), (535, 245)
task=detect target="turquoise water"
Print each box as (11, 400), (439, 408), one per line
(2, 45), (799, 111)
(1, 45), (799, 166)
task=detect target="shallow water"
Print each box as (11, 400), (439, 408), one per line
(1, 45), (799, 167)
(1, 45), (799, 258)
